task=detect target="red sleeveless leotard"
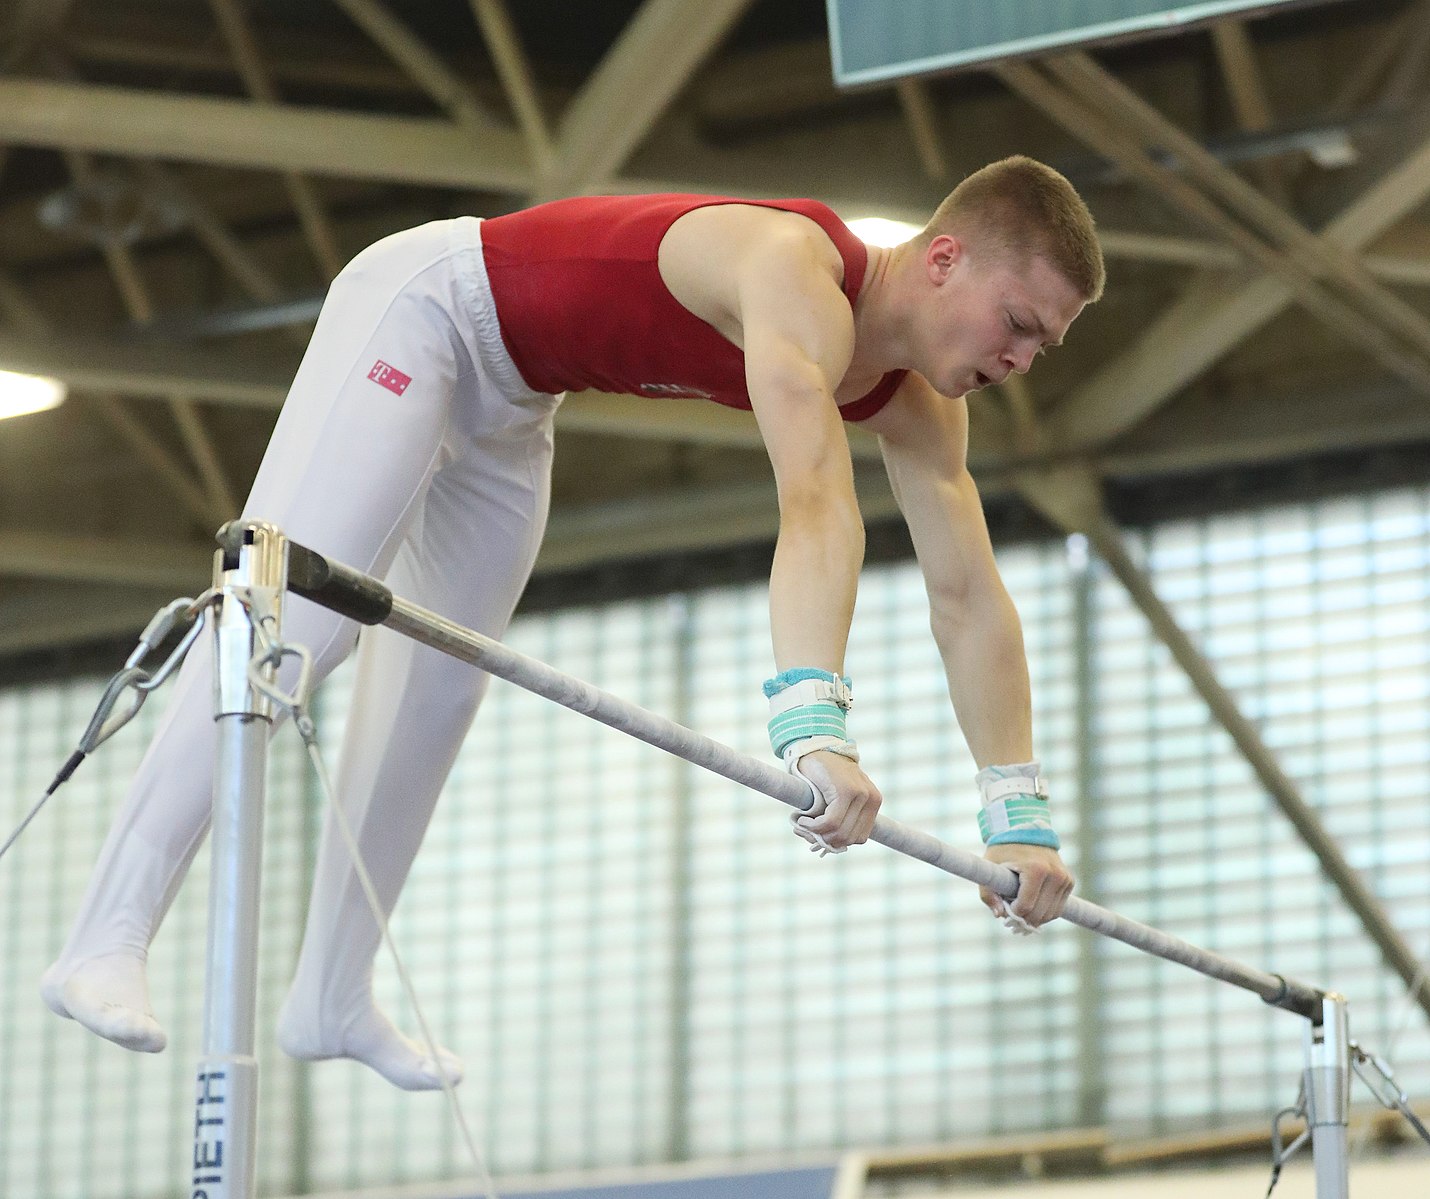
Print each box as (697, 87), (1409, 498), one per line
(479, 194), (905, 421)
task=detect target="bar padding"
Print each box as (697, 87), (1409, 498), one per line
(285, 541), (393, 625)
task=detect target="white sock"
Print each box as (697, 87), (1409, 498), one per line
(40, 952), (166, 1053)
(40, 621), (350, 1057)
(39, 771), (203, 1057)
(277, 561), (489, 1094)
(276, 991), (463, 1090)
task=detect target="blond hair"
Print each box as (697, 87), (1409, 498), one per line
(924, 156), (1104, 301)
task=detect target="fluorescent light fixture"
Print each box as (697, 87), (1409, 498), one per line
(845, 217), (922, 247)
(0, 370), (67, 419)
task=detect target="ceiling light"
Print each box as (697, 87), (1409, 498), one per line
(845, 217), (922, 247)
(0, 370), (67, 419)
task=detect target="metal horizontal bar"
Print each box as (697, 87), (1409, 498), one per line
(274, 531), (1325, 1020)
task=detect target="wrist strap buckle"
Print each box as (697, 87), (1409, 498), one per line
(980, 775), (1049, 804)
(767, 677), (853, 715)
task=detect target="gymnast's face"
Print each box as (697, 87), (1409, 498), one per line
(918, 235), (1085, 398)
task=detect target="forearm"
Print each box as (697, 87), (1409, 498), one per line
(769, 494), (864, 671)
(931, 582), (1033, 768)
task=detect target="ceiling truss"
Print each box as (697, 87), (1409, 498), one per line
(0, 1), (1427, 602)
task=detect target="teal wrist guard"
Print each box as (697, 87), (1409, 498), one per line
(976, 768), (1061, 851)
(764, 669), (853, 759)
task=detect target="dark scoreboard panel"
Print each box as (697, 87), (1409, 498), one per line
(827, 0), (1339, 86)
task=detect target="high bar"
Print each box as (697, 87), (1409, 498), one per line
(260, 527), (1326, 1021)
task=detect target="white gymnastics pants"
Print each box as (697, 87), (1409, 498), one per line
(47, 217), (559, 1040)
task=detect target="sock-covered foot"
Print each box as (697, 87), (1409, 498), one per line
(276, 995), (463, 1091)
(40, 952), (167, 1053)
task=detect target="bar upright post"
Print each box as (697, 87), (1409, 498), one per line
(192, 521), (288, 1199)
(1306, 992), (1351, 1199)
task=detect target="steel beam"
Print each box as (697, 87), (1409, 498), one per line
(0, 73), (923, 210)
(536, 0), (756, 200)
(894, 80), (950, 183)
(206, 0), (344, 279)
(86, 395), (221, 528)
(1022, 464), (1430, 1023)
(1211, 21), (1274, 133)
(0, 475), (893, 591)
(0, 324), (885, 457)
(1328, 0), (1425, 116)
(1000, 61), (1430, 426)
(2, 252), (231, 529)
(0, 77), (530, 191)
(328, 0), (496, 137)
(467, 0), (554, 173)
(1100, 380), (1430, 475)
(63, 19), (420, 98)
(1209, 19), (1287, 201)
(10, 318), (1430, 475)
(121, 231), (1430, 344)
(1377, 0), (1430, 111)
(143, 163), (287, 303)
(1041, 103), (1430, 450)
(1046, 53), (1430, 366)
(61, 153), (235, 526)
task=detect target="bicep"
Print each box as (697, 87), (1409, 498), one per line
(738, 238), (857, 491)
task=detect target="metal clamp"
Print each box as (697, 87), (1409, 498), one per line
(78, 593), (217, 754)
(1267, 1088), (1310, 1197)
(212, 522), (289, 719)
(0, 591), (219, 866)
(245, 596), (314, 726)
(1350, 1040), (1430, 1148)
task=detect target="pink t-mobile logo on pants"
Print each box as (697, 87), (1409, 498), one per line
(368, 360), (412, 395)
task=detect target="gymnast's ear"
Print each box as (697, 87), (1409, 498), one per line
(925, 234), (963, 284)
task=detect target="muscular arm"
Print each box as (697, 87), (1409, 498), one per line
(734, 224), (864, 674)
(864, 374), (1071, 923)
(656, 206), (880, 849)
(862, 373), (1031, 766)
